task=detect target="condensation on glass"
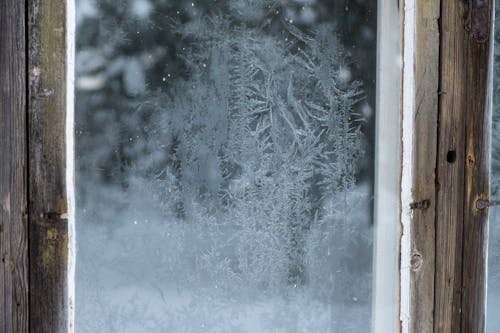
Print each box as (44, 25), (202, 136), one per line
(488, 1), (500, 332)
(75, 1), (377, 332)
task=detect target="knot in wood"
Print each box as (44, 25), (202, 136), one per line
(467, 154), (476, 167)
(411, 252), (423, 271)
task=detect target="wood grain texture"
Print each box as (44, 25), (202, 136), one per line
(461, 0), (493, 330)
(435, 0), (493, 332)
(0, 1), (29, 332)
(28, 0), (69, 332)
(435, 1), (468, 331)
(409, 1), (440, 332)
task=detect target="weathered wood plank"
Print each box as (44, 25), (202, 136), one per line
(409, 1), (440, 332)
(435, 0), (493, 332)
(28, 0), (69, 332)
(434, 1), (468, 331)
(0, 1), (29, 332)
(461, 0), (493, 331)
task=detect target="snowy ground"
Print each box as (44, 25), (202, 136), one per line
(75, 181), (372, 332)
(488, 289), (500, 332)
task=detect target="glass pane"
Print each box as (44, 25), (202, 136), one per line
(488, 2), (500, 331)
(75, 1), (377, 332)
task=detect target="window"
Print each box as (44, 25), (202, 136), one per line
(0, 1), (494, 332)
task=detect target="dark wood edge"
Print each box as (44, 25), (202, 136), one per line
(433, 0), (493, 332)
(460, 0), (494, 330)
(0, 1), (29, 332)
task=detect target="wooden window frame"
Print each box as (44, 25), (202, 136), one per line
(0, 0), (494, 332)
(1, 0), (74, 332)
(401, 1), (494, 332)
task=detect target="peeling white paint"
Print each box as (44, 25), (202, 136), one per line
(66, 0), (76, 332)
(400, 0), (416, 332)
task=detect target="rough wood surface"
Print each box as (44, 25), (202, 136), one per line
(434, 1), (468, 331)
(461, 0), (493, 330)
(409, 1), (440, 332)
(435, 0), (493, 332)
(0, 1), (29, 332)
(28, 1), (69, 332)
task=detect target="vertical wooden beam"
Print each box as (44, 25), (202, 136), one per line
(409, 1), (440, 332)
(0, 1), (29, 332)
(436, 0), (493, 332)
(461, 0), (493, 331)
(435, 1), (468, 331)
(28, 0), (69, 332)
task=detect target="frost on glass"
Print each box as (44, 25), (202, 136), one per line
(75, 1), (376, 332)
(488, 2), (500, 331)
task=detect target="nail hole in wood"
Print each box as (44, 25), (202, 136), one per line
(410, 199), (431, 210)
(446, 150), (456, 163)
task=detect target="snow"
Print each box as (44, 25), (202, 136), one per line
(124, 58), (146, 96)
(76, 182), (372, 333)
(130, 0), (153, 19)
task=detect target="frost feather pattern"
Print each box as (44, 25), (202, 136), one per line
(153, 17), (365, 290)
(76, 1), (372, 332)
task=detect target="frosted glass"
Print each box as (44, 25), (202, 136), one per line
(75, 1), (377, 332)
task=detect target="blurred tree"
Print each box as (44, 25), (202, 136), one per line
(76, 0), (376, 195)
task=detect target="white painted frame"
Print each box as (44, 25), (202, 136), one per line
(372, 1), (404, 332)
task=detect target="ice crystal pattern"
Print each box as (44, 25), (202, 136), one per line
(76, 2), (372, 332)
(152, 17), (366, 292)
